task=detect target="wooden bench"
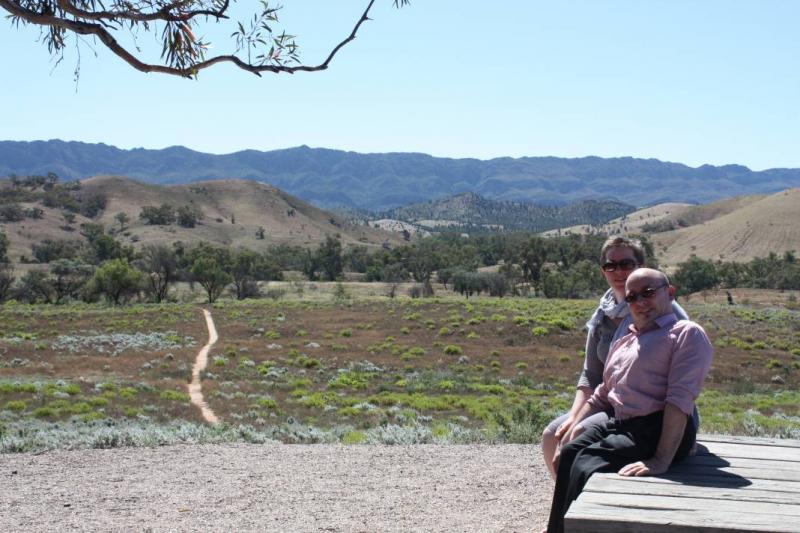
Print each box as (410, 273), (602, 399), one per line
(565, 435), (800, 532)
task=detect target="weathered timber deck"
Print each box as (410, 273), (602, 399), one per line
(564, 435), (800, 532)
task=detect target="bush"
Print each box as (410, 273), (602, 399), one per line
(443, 345), (463, 355)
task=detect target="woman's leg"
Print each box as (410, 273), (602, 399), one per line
(542, 412), (569, 479)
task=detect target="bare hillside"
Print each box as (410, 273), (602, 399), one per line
(542, 202), (694, 237)
(653, 189), (800, 267)
(0, 176), (402, 264)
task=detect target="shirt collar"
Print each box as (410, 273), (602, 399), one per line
(628, 312), (678, 335)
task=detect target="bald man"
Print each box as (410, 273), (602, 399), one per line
(545, 268), (714, 533)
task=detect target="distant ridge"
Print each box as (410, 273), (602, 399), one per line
(382, 192), (635, 233)
(2, 139), (800, 210)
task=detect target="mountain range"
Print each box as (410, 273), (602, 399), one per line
(3, 140), (800, 210)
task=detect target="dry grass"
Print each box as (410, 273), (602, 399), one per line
(542, 202), (695, 237)
(0, 176), (404, 266)
(653, 188), (800, 267)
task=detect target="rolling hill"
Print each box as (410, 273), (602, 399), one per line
(0, 176), (402, 265)
(652, 188), (800, 267)
(3, 140), (800, 209)
(543, 203), (701, 237)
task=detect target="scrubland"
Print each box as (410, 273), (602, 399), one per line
(1, 286), (799, 453)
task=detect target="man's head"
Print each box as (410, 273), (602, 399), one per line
(624, 268), (675, 330)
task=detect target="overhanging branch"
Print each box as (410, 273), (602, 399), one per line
(1, 0), (388, 78)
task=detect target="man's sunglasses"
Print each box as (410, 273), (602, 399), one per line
(624, 283), (669, 304)
(601, 259), (638, 272)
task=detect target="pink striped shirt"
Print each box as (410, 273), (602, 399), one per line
(587, 313), (714, 420)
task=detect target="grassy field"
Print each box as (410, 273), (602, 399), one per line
(1, 286), (799, 452)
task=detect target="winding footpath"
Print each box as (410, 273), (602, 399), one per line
(187, 308), (220, 425)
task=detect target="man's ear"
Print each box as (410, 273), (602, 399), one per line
(667, 285), (677, 299)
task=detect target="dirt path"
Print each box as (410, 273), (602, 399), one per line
(0, 443), (554, 532)
(187, 309), (219, 425)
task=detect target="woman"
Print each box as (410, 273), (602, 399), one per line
(540, 236), (688, 478)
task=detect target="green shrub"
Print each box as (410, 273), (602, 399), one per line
(531, 326), (549, 337)
(342, 431), (367, 444)
(33, 406), (56, 418)
(443, 345), (463, 355)
(4, 400), (26, 411)
(160, 390), (190, 402)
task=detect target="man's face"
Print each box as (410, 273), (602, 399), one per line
(625, 271), (673, 328)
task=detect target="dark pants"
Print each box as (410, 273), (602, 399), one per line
(546, 410), (695, 533)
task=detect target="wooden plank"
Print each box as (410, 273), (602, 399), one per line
(697, 435), (800, 449)
(584, 472), (800, 494)
(566, 502), (800, 533)
(564, 438), (800, 532)
(574, 491), (800, 516)
(696, 441), (800, 462)
(683, 454), (800, 472)
(581, 475), (800, 505)
(661, 463), (800, 482)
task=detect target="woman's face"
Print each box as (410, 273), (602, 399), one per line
(601, 246), (639, 296)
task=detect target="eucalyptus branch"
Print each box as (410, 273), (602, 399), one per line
(1, 0), (409, 79)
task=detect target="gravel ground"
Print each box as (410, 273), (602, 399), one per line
(0, 443), (553, 532)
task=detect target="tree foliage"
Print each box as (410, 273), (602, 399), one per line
(136, 243), (179, 303)
(3, 0), (409, 79)
(188, 244), (233, 303)
(92, 258), (143, 304)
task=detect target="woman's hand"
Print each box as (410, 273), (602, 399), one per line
(554, 416), (577, 443)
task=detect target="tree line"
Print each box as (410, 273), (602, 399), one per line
(672, 252), (800, 294)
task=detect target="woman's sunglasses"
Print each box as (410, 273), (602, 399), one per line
(624, 284), (669, 304)
(601, 258), (638, 272)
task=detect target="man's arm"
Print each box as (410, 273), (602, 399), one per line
(618, 402), (687, 476)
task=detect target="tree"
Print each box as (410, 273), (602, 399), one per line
(519, 236), (548, 292)
(3, 1), (409, 79)
(0, 264), (14, 303)
(80, 193), (107, 218)
(136, 244), (179, 303)
(17, 269), (55, 304)
(50, 259), (93, 303)
(673, 255), (719, 296)
(177, 205), (203, 228)
(187, 244), (233, 303)
(0, 231), (8, 263)
(316, 235), (344, 281)
(231, 249), (263, 300)
(114, 212), (130, 231)
(140, 204), (175, 225)
(92, 258), (143, 304)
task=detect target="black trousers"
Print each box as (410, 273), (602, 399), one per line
(546, 410), (695, 533)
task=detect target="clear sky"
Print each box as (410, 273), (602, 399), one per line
(1, 0), (798, 170)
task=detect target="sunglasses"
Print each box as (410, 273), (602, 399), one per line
(624, 284), (669, 304)
(601, 258), (638, 272)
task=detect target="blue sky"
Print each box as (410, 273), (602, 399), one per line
(1, 0), (798, 170)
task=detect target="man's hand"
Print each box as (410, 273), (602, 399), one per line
(618, 459), (670, 477)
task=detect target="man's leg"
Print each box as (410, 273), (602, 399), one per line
(546, 411), (671, 533)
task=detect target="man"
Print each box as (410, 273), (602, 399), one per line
(545, 268), (714, 533)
